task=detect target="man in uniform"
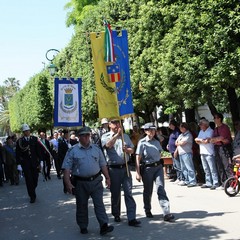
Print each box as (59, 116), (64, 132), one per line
(16, 124), (42, 203)
(62, 126), (114, 236)
(101, 119), (141, 227)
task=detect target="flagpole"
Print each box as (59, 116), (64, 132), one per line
(119, 120), (130, 177)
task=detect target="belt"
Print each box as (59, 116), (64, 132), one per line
(74, 171), (101, 181)
(108, 164), (127, 169)
(143, 160), (162, 167)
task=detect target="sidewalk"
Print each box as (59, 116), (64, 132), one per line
(0, 170), (239, 240)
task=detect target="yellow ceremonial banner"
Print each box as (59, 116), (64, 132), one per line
(90, 32), (119, 119)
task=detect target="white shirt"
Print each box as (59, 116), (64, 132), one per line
(197, 127), (215, 155)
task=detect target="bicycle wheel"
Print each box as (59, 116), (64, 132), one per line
(224, 177), (240, 197)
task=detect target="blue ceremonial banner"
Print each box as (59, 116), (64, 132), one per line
(112, 29), (134, 117)
(54, 78), (82, 127)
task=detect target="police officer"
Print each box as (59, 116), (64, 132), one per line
(62, 126), (114, 236)
(16, 124), (42, 203)
(135, 123), (175, 222)
(101, 119), (141, 227)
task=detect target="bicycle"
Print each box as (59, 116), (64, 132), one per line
(224, 158), (240, 197)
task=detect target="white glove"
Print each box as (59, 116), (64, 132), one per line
(17, 165), (22, 171)
(40, 161), (44, 168)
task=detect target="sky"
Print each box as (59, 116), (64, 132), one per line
(0, 0), (74, 88)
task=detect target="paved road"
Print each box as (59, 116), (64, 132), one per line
(0, 169), (239, 240)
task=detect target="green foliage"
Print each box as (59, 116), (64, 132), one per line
(7, 0), (240, 133)
(65, 0), (100, 26)
(0, 78), (20, 135)
(9, 73), (53, 132)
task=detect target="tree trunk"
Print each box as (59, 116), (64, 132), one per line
(185, 108), (195, 123)
(226, 87), (240, 122)
(207, 100), (217, 116)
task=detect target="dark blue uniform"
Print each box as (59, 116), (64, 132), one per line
(16, 136), (41, 202)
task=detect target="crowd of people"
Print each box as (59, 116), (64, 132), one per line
(0, 112), (239, 235)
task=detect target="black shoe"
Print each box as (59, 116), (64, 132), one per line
(114, 216), (121, 222)
(100, 223), (114, 235)
(146, 211), (153, 218)
(30, 197), (36, 203)
(128, 219), (141, 227)
(57, 175), (61, 179)
(164, 214), (175, 222)
(47, 176), (51, 180)
(210, 185), (217, 190)
(80, 228), (88, 234)
(201, 184), (211, 189)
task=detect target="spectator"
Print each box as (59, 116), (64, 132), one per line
(232, 120), (240, 157)
(39, 131), (52, 180)
(49, 132), (61, 179)
(58, 129), (71, 193)
(175, 122), (197, 187)
(195, 119), (219, 190)
(210, 113), (233, 189)
(167, 120), (182, 183)
(0, 143), (4, 186)
(2, 136), (19, 185)
(189, 122), (205, 184)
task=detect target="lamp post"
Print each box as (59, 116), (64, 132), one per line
(45, 49), (60, 76)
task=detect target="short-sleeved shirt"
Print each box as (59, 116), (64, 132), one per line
(197, 127), (215, 155)
(136, 136), (162, 164)
(61, 143), (106, 177)
(212, 123), (232, 145)
(101, 131), (134, 165)
(176, 130), (193, 155)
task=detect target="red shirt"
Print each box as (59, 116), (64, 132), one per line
(213, 123), (232, 145)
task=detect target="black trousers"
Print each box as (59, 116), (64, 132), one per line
(22, 165), (39, 198)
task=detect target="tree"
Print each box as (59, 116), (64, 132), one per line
(0, 78), (20, 135)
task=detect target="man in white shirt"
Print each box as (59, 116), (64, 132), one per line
(195, 119), (219, 190)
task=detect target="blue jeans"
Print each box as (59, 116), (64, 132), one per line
(171, 153), (183, 180)
(200, 154), (219, 187)
(179, 153), (196, 185)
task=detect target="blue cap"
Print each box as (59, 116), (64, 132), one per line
(143, 123), (156, 130)
(78, 127), (91, 135)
